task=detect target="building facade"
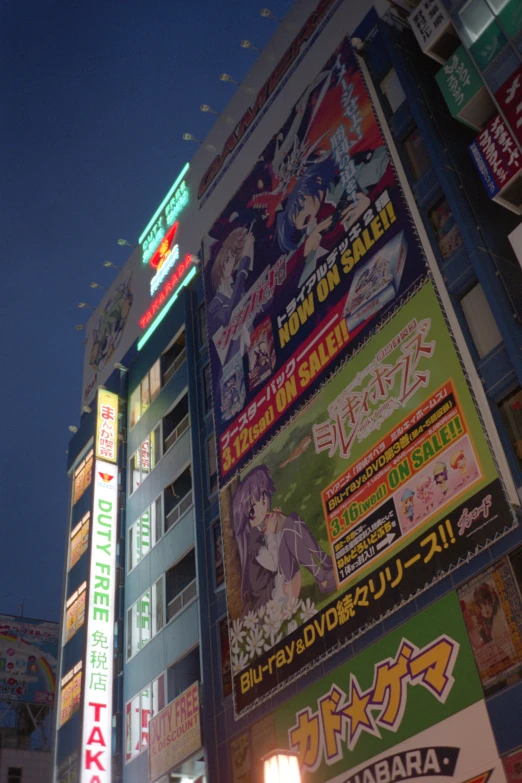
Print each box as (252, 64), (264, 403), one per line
(53, 2), (522, 783)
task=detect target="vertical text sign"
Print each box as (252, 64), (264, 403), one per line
(95, 390), (119, 464)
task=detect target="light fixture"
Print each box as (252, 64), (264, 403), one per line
(200, 103), (220, 115)
(183, 133), (202, 144)
(104, 260), (122, 270)
(78, 302), (95, 310)
(82, 405), (92, 414)
(263, 751), (301, 783)
(241, 39), (262, 52)
(75, 324), (85, 332)
(68, 425), (78, 433)
(117, 238), (135, 249)
(261, 8), (282, 21)
(114, 362), (128, 372)
(220, 73), (240, 85)
(90, 282), (108, 291)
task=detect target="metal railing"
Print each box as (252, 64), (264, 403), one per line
(167, 579), (197, 622)
(165, 489), (193, 531)
(163, 347), (187, 385)
(164, 413), (190, 453)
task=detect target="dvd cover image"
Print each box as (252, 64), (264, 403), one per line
(343, 230), (408, 331)
(221, 354), (246, 422)
(248, 317), (276, 390)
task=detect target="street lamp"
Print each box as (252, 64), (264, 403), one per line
(263, 750), (301, 783)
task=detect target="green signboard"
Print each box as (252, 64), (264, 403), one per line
(435, 46), (486, 130)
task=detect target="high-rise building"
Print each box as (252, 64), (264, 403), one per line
(53, 2), (522, 783)
(0, 614), (58, 783)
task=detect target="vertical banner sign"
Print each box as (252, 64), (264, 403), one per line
(80, 460), (118, 783)
(96, 390), (119, 463)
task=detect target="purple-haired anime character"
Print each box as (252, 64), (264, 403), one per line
(232, 464), (336, 612)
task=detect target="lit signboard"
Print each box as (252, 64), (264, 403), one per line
(139, 163), (190, 265)
(95, 389), (119, 464)
(80, 461), (118, 783)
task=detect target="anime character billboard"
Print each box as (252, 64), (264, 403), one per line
(220, 282), (516, 716)
(0, 616), (58, 705)
(202, 37), (427, 485)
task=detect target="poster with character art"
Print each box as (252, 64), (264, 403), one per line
(202, 36), (429, 485)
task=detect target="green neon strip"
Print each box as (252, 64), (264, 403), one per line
(139, 162), (190, 244)
(137, 266), (197, 351)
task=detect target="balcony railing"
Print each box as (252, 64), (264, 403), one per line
(164, 413), (190, 453)
(163, 347), (187, 385)
(165, 489), (193, 532)
(167, 579), (197, 622)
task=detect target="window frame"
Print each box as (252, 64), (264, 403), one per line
(128, 359), (161, 431)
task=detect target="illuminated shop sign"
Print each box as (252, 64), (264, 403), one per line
(80, 461), (118, 783)
(139, 163), (190, 265)
(95, 389), (119, 464)
(138, 257), (197, 350)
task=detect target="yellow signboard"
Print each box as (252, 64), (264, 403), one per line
(149, 682), (201, 781)
(95, 389), (119, 463)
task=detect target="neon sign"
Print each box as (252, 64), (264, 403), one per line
(139, 163), (190, 264)
(138, 259), (197, 350)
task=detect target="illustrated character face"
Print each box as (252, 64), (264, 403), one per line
(293, 193), (324, 230)
(248, 489), (269, 527)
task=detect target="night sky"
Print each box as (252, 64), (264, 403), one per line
(0, 0), (294, 622)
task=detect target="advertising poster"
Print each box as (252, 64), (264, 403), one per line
(272, 592), (506, 783)
(503, 749), (522, 783)
(220, 282), (515, 715)
(0, 615), (58, 704)
(231, 732), (250, 783)
(220, 616), (233, 698)
(202, 36), (428, 483)
(149, 682), (201, 781)
(458, 558), (522, 693)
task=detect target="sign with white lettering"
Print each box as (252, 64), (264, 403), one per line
(80, 461), (118, 783)
(149, 681), (201, 781)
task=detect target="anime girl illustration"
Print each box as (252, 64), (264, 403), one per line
(417, 476), (435, 515)
(208, 226), (255, 367)
(89, 275), (133, 372)
(231, 465), (336, 612)
(433, 461), (449, 498)
(473, 583), (501, 644)
(401, 488), (415, 531)
(450, 449), (469, 485)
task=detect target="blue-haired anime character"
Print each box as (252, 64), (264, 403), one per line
(232, 464), (335, 612)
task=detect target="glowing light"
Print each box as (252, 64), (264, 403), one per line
(149, 221), (179, 269)
(138, 265), (197, 350)
(139, 163), (190, 262)
(150, 244), (179, 295)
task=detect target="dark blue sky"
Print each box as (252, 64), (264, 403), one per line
(0, 0), (293, 621)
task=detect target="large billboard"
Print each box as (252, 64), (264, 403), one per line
(271, 592), (506, 783)
(0, 615), (58, 705)
(149, 682), (201, 781)
(202, 37), (428, 484)
(221, 281), (515, 716)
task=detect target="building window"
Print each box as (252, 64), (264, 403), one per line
(129, 359), (161, 429)
(68, 512), (90, 570)
(459, 283), (503, 359)
(199, 304), (207, 347)
(162, 329), (186, 385)
(72, 450), (93, 505)
(428, 197), (463, 260)
(128, 496), (162, 572)
(164, 466), (193, 532)
(167, 646), (201, 703)
(166, 548), (197, 623)
(8, 768), (22, 783)
(163, 393), (190, 453)
(59, 662), (82, 727)
(65, 581), (87, 644)
(213, 518), (225, 588)
(203, 364), (212, 414)
(403, 127), (431, 181)
(207, 435), (218, 494)
(129, 425), (161, 494)
(379, 68), (406, 114)
(499, 387), (522, 472)
(125, 672), (166, 763)
(126, 578), (164, 660)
